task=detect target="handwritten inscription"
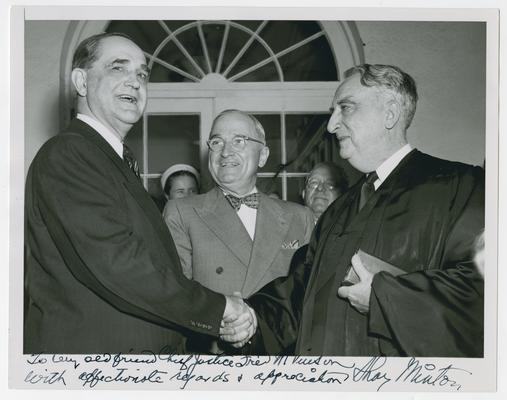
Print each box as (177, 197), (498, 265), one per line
(23, 352), (472, 391)
(24, 369), (67, 386)
(396, 357), (469, 390)
(78, 368), (166, 388)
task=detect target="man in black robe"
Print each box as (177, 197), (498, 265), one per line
(242, 64), (484, 357)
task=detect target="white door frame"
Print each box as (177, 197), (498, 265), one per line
(59, 20), (364, 129)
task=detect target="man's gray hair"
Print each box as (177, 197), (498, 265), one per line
(211, 109), (266, 141)
(346, 64), (418, 129)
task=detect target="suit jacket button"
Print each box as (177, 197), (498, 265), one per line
(216, 267), (224, 274)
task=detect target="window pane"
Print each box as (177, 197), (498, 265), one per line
(147, 177), (165, 211)
(234, 20), (263, 32)
(256, 176), (282, 199)
(286, 176), (306, 204)
(234, 62), (279, 82)
(154, 40), (202, 82)
(220, 27), (252, 75)
(252, 114), (281, 172)
(161, 20), (194, 32)
(146, 115), (200, 174)
(107, 20), (338, 83)
(176, 27), (208, 75)
(256, 176), (306, 204)
(201, 22), (227, 73)
(285, 114), (330, 172)
(106, 20), (167, 54)
(280, 35), (337, 81)
(259, 21), (322, 54)
(227, 40), (274, 81)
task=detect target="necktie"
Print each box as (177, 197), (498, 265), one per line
(225, 193), (260, 211)
(359, 171), (378, 211)
(123, 144), (140, 178)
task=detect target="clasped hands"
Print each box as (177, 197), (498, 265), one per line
(219, 292), (257, 348)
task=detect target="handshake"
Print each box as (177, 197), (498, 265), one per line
(219, 292), (257, 348)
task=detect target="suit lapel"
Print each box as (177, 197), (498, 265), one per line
(68, 119), (182, 266)
(68, 119), (136, 183)
(241, 194), (291, 295)
(310, 151), (419, 295)
(194, 188), (253, 267)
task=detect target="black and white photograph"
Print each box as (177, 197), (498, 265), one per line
(5, 0), (503, 396)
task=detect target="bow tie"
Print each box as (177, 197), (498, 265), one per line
(225, 193), (260, 210)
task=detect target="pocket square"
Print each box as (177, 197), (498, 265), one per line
(282, 240), (299, 249)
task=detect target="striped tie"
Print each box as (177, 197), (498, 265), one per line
(359, 171), (378, 211)
(123, 144), (140, 178)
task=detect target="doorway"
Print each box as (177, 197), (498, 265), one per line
(62, 19), (364, 202)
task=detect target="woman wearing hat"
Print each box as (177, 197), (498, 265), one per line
(161, 164), (200, 202)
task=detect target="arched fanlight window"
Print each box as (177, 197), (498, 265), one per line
(106, 20), (338, 83)
(62, 20), (363, 202)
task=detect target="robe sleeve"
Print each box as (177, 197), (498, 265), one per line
(246, 243), (313, 354)
(368, 166), (485, 357)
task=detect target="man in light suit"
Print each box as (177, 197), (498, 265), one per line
(163, 110), (314, 353)
(24, 33), (253, 354)
(245, 64), (484, 357)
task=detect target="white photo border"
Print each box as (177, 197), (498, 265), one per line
(8, 4), (500, 395)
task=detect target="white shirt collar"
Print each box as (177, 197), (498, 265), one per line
(77, 113), (124, 159)
(222, 186), (258, 197)
(221, 186), (259, 240)
(374, 143), (413, 189)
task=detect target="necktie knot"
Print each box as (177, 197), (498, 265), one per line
(359, 171), (378, 211)
(365, 171), (378, 187)
(225, 193), (260, 211)
(123, 144), (140, 179)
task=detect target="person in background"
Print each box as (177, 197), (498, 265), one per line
(302, 161), (348, 223)
(161, 164), (200, 200)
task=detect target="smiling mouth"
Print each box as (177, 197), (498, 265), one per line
(118, 95), (137, 104)
(220, 161), (239, 167)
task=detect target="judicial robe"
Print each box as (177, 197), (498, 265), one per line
(249, 150), (484, 357)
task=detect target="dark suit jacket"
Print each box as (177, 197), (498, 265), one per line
(24, 119), (225, 354)
(249, 150), (484, 357)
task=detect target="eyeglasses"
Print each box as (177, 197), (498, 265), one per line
(207, 135), (265, 152)
(306, 180), (337, 191)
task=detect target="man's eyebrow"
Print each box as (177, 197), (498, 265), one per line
(106, 59), (151, 75)
(330, 95), (355, 110)
(108, 58), (129, 65)
(337, 96), (355, 104)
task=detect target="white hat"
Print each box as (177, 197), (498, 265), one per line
(160, 164), (200, 192)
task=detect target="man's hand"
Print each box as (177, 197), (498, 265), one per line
(220, 292), (257, 348)
(337, 253), (374, 314)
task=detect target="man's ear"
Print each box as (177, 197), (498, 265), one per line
(71, 68), (88, 97)
(384, 99), (401, 130)
(258, 146), (270, 168)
